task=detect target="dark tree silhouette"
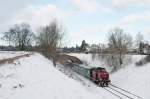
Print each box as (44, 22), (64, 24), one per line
(2, 23), (35, 50)
(80, 40), (88, 52)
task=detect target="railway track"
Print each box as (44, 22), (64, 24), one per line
(103, 84), (143, 99)
(65, 63), (144, 99)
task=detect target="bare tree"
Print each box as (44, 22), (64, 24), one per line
(2, 23), (35, 50)
(37, 20), (65, 66)
(107, 28), (132, 71)
(135, 32), (144, 54)
(2, 31), (13, 46)
(135, 32), (144, 47)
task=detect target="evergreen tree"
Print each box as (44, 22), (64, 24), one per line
(80, 40), (88, 52)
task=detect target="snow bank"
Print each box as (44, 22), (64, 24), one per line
(0, 51), (29, 60)
(68, 53), (105, 66)
(68, 53), (112, 72)
(0, 52), (149, 99)
(0, 53), (116, 99)
(111, 55), (150, 99)
(69, 53), (150, 99)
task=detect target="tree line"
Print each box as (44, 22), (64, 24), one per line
(1, 20), (149, 70)
(63, 28), (148, 72)
(1, 19), (65, 59)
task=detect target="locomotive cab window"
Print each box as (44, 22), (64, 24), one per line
(97, 68), (105, 72)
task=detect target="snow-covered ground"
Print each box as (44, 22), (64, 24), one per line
(0, 52), (116, 99)
(111, 55), (150, 99)
(69, 53), (150, 99)
(68, 53), (104, 67)
(0, 51), (29, 60)
(0, 52), (149, 99)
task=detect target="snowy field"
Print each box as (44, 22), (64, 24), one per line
(68, 53), (105, 67)
(0, 51), (29, 60)
(0, 52), (149, 99)
(68, 53), (145, 72)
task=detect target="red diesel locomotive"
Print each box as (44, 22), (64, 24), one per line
(71, 63), (110, 87)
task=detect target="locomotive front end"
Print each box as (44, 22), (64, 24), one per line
(98, 69), (110, 86)
(91, 67), (110, 87)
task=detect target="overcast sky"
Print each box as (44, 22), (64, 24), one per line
(0, 0), (150, 46)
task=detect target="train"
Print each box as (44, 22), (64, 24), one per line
(67, 62), (110, 87)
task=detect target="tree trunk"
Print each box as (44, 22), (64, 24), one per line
(119, 51), (122, 65)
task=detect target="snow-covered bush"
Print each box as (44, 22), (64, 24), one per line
(136, 55), (150, 66)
